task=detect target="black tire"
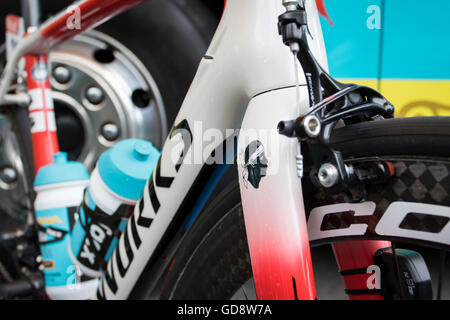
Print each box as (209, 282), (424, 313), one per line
(159, 117), (450, 300)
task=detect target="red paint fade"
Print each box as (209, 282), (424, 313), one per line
(241, 182), (316, 300)
(222, 0), (227, 20)
(248, 235), (316, 300)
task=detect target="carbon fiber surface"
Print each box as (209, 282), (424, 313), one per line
(311, 160), (450, 239)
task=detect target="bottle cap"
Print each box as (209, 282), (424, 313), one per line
(34, 152), (90, 187)
(97, 139), (160, 200)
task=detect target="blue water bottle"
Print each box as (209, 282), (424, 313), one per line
(34, 152), (99, 300)
(69, 139), (160, 278)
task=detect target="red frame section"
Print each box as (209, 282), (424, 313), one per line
(25, 54), (59, 173)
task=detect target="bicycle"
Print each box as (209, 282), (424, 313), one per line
(0, 0), (448, 300)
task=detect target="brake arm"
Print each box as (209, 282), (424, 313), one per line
(277, 3), (395, 202)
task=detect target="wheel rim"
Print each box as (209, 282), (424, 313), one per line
(49, 30), (167, 170)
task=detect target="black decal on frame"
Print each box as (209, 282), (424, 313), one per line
(117, 226), (134, 278)
(104, 257), (118, 294)
(148, 179), (161, 213)
(155, 161), (174, 188)
(170, 120), (192, 172)
(131, 213), (142, 249)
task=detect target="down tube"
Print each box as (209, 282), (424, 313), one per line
(96, 0), (326, 299)
(237, 86), (316, 300)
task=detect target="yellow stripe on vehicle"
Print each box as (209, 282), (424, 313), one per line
(338, 79), (450, 118)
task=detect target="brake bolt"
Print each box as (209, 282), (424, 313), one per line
(303, 115), (321, 138)
(318, 163), (339, 188)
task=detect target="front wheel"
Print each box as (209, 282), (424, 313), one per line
(159, 116), (450, 300)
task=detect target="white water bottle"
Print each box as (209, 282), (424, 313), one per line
(69, 139), (160, 278)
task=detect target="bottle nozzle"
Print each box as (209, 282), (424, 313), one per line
(53, 152), (68, 164)
(133, 141), (152, 161)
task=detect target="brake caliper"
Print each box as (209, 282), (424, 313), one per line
(277, 1), (395, 202)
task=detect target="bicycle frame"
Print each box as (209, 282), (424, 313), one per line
(0, 0), (405, 300)
(94, 0), (326, 300)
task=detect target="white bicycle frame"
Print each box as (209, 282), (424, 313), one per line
(96, 0), (327, 300)
(93, 0), (450, 299)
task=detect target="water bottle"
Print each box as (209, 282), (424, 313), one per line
(69, 139), (160, 278)
(34, 152), (99, 300)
